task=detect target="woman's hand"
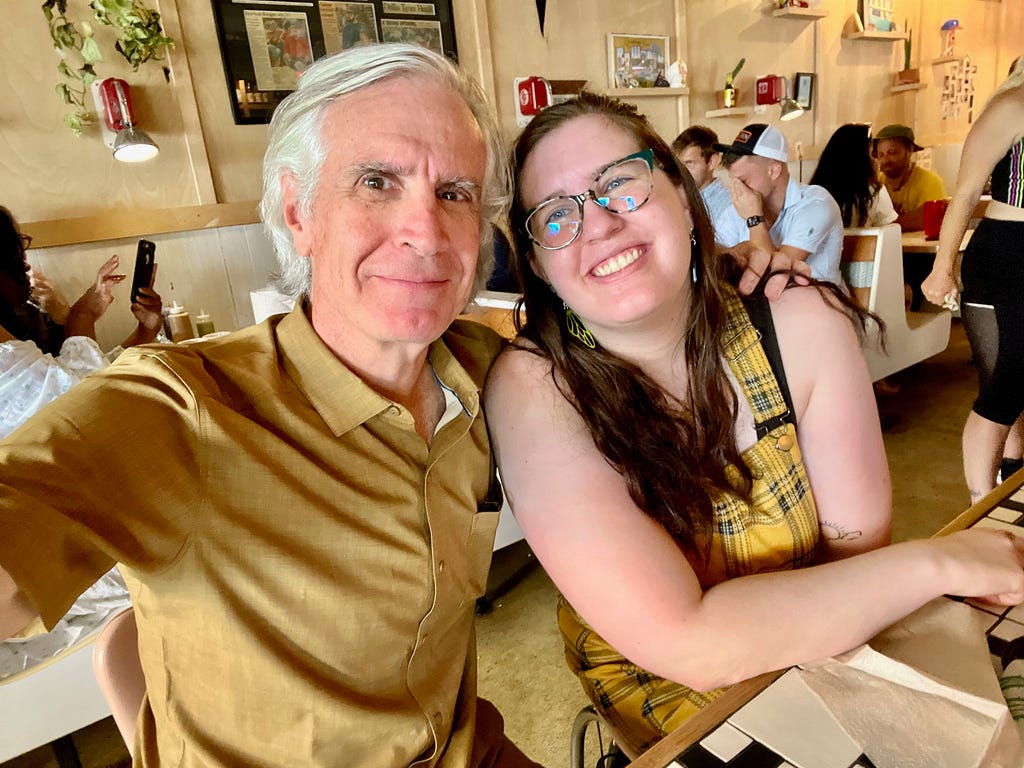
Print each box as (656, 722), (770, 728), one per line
(921, 265), (960, 309)
(74, 255), (126, 321)
(130, 280), (163, 345)
(28, 268), (71, 324)
(933, 528), (1024, 605)
(63, 255), (126, 341)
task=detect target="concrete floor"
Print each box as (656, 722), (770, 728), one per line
(2, 321), (979, 768)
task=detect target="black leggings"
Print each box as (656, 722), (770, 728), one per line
(961, 218), (1024, 426)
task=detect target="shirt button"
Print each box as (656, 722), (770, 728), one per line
(776, 434), (794, 451)
(438, 560), (446, 573)
(433, 711), (444, 726)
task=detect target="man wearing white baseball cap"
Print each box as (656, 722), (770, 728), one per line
(711, 123), (844, 286)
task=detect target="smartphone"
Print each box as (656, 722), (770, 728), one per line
(130, 239), (156, 302)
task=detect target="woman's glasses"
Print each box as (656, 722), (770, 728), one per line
(524, 149), (655, 251)
(18, 233), (32, 250)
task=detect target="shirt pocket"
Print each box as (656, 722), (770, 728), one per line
(465, 510), (499, 598)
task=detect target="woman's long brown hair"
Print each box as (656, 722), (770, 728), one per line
(508, 93), (747, 558)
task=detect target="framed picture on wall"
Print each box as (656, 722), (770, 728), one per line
(607, 33), (670, 89)
(210, 0), (458, 124)
(794, 72), (815, 109)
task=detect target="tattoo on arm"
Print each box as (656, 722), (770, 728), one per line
(821, 521), (863, 541)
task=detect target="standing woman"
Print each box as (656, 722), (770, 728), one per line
(810, 123), (898, 227)
(922, 57), (1024, 501)
(485, 92), (1024, 752)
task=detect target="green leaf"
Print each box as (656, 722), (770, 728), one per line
(57, 60), (73, 78)
(55, 82), (71, 103)
(80, 36), (102, 63)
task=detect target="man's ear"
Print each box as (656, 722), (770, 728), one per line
(708, 152), (722, 173)
(281, 173), (314, 258)
(767, 160), (784, 181)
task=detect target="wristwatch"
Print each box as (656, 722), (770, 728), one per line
(745, 215), (765, 228)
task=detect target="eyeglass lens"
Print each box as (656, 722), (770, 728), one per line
(527, 156), (653, 249)
(19, 233), (32, 249)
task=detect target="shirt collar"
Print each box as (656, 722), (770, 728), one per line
(275, 302), (477, 437)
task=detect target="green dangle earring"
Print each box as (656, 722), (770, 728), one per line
(563, 303), (596, 349)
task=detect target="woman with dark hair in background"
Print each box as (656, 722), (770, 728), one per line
(484, 92), (1024, 751)
(810, 123), (897, 228)
(0, 206), (163, 437)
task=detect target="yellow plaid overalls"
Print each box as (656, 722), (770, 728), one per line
(558, 289), (821, 752)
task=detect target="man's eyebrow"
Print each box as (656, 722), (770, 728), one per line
(349, 161), (408, 176)
(443, 178), (483, 196)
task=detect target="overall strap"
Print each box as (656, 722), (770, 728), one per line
(720, 290), (796, 439)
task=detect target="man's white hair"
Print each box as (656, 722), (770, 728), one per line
(260, 43), (509, 299)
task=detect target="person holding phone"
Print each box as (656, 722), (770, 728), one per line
(0, 207), (163, 353)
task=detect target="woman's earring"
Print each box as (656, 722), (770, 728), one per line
(563, 303), (596, 349)
(690, 231), (699, 286)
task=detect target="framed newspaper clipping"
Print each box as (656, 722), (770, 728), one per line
(211, 0), (458, 124)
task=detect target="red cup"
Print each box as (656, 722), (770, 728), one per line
(923, 199), (949, 240)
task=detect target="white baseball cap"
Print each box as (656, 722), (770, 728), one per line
(713, 123), (789, 162)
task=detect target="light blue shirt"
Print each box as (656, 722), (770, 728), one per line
(713, 177), (845, 285)
(700, 178), (733, 231)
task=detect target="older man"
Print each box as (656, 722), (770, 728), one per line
(712, 123), (844, 285)
(0, 44), (539, 768)
(873, 123), (946, 231)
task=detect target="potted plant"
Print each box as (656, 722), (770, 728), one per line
(718, 57), (745, 108)
(895, 22), (919, 85)
(42, 0), (174, 135)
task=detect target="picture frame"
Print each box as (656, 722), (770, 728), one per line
(607, 33), (670, 89)
(209, 0), (458, 125)
(794, 72), (815, 110)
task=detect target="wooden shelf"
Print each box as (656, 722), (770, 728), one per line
(890, 83), (926, 94)
(772, 7), (827, 18)
(601, 87), (689, 98)
(704, 107), (755, 119)
(931, 56), (966, 65)
(843, 30), (908, 40)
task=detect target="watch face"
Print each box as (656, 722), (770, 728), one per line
(746, 215), (764, 228)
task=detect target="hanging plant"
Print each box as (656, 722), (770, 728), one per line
(42, 0), (174, 135)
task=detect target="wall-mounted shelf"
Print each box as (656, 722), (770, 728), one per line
(931, 56), (966, 65)
(772, 7), (828, 18)
(843, 30), (908, 40)
(602, 87), (689, 98)
(704, 107), (754, 119)
(890, 83), (926, 94)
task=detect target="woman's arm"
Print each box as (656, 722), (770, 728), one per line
(485, 302), (1024, 693)
(772, 287), (891, 560)
(923, 93), (1024, 302)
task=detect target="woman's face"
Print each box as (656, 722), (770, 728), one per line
(518, 115), (694, 335)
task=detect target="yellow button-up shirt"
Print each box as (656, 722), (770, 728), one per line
(0, 303), (504, 767)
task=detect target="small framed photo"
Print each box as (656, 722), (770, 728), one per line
(794, 72), (815, 109)
(607, 33), (669, 89)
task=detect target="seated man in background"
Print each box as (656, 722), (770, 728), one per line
(873, 124), (947, 309)
(712, 123), (844, 285)
(0, 44), (539, 768)
(873, 123), (946, 231)
(672, 125), (732, 224)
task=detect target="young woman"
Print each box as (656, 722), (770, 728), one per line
(922, 57), (1024, 500)
(484, 93), (1024, 751)
(810, 123), (897, 228)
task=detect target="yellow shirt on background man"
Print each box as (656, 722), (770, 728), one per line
(882, 164), (947, 217)
(0, 303), (503, 767)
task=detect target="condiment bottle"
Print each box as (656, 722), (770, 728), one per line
(195, 309), (215, 337)
(167, 301), (195, 342)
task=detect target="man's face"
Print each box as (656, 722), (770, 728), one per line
(283, 76), (487, 354)
(676, 146), (718, 189)
(726, 154), (777, 200)
(875, 138), (912, 180)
